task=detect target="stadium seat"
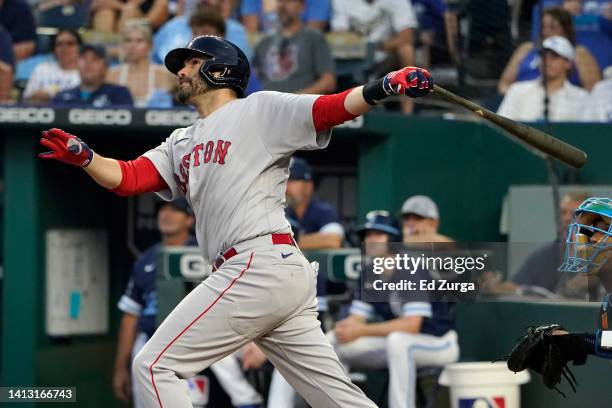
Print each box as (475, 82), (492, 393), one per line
(38, 4), (88, 29)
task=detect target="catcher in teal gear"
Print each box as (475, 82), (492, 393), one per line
(507, 197), (612, 394)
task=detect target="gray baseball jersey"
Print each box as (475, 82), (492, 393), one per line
(133, 90), (377, 408)
(143, 91), (331, 262)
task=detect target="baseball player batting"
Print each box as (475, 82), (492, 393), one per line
(38, 35), (433, 407)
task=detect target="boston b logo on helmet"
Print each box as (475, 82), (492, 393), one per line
(164, 35), (251, 98)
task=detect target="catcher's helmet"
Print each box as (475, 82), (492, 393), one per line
(165, 35), (250, 98)
(559, 197), (612, 275)
(356, 210), (402, 241)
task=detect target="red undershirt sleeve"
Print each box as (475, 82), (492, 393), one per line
(110, 156), (168, 196)
(312, 88), (359, 133)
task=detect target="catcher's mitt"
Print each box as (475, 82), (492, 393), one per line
(505, 324), (588, 396)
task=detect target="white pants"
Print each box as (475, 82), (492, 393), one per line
(131, 240), (376, 408)
(267, 330), (459, 408)
(131, 332), (263, 407)
(329, 330), (460, 408)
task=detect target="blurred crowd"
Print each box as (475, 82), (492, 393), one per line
(0, 0), (610, 120)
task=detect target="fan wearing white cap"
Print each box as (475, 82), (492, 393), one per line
(497, 35), (590, 122)
(400, 195), (453, 243)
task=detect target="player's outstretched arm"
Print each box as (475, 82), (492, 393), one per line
(348, 66), (434, 115)
(39, 128), (167, 195)
(312, 67), (433, 132)
(39, 128), (122, 188)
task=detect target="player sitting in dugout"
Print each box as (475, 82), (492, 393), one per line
(328, 210), (459, 408)
(38, 34), (434, 408)
(507, 197), (612, 394)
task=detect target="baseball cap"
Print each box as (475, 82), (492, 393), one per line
(541, 36), (575, 62)
(80, 44), (108, 62)
(356, 210), (402, 240)
(289, 157), (313, 181)
(401, 195), (439, 219)
(157, 197), (193, 215)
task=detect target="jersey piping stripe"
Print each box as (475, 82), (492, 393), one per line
(148, 251), (255, 408)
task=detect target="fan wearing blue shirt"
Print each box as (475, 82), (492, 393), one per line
(152, 0), (253, 65)
(0, 0), (36, 61)
(240, 0), (331, 33)
(52, 45), (134, 107)
(411, 0), (459, 66)
(531, 0), (612, 72)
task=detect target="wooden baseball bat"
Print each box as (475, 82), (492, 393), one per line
(432, 84), (587, 169)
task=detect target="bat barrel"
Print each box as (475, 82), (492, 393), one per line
(432, 85), (587, 169)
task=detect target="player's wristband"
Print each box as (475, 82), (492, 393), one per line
(558, 333), (596, 362)
(362, 77), (388, 105)
(82, 149), (94, 168)
(579, 332), (597, 354)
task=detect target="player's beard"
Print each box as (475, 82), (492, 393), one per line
(178, 75), (209, 104)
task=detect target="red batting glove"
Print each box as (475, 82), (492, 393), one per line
(39, 128), (94, 167)
(383, 66), (434, 98)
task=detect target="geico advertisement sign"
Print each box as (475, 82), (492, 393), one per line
(145, 110), (199, 126)
(179, 253), (211, 280)
(0, 107), (55, 123)
(68, 109), (132, 125)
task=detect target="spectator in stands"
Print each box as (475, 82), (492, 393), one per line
(152, 0), (252, 64)
(401, 195), (454, 243)
(0, 0), (36, 61)
(481, 192), (603, 299)
(113, 199), (263, 408)
(188, 6), (226, 36)
(499, 6), (601, 93)
(329, 210), (459, 408)
(564, 0), (612, 73)
(241, 0), (331, 33)
(497, 36), (589, 121)
(0, 24), (14, 103)
(22, 29), (82, 105)
(53, 44), (134, 107)
(252, 0), (336, 93)
(285, 157), (344, 249)
(90, 0), (169, 32)
(531, 0), (612, 74)
(331, 0), (418, 113)
(106, 19), (174, 107)
(412, 0), (459, 67)
(176, 0), (235, 18)
(465, 0), (513, 79)
(584, 77), (612, 121)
